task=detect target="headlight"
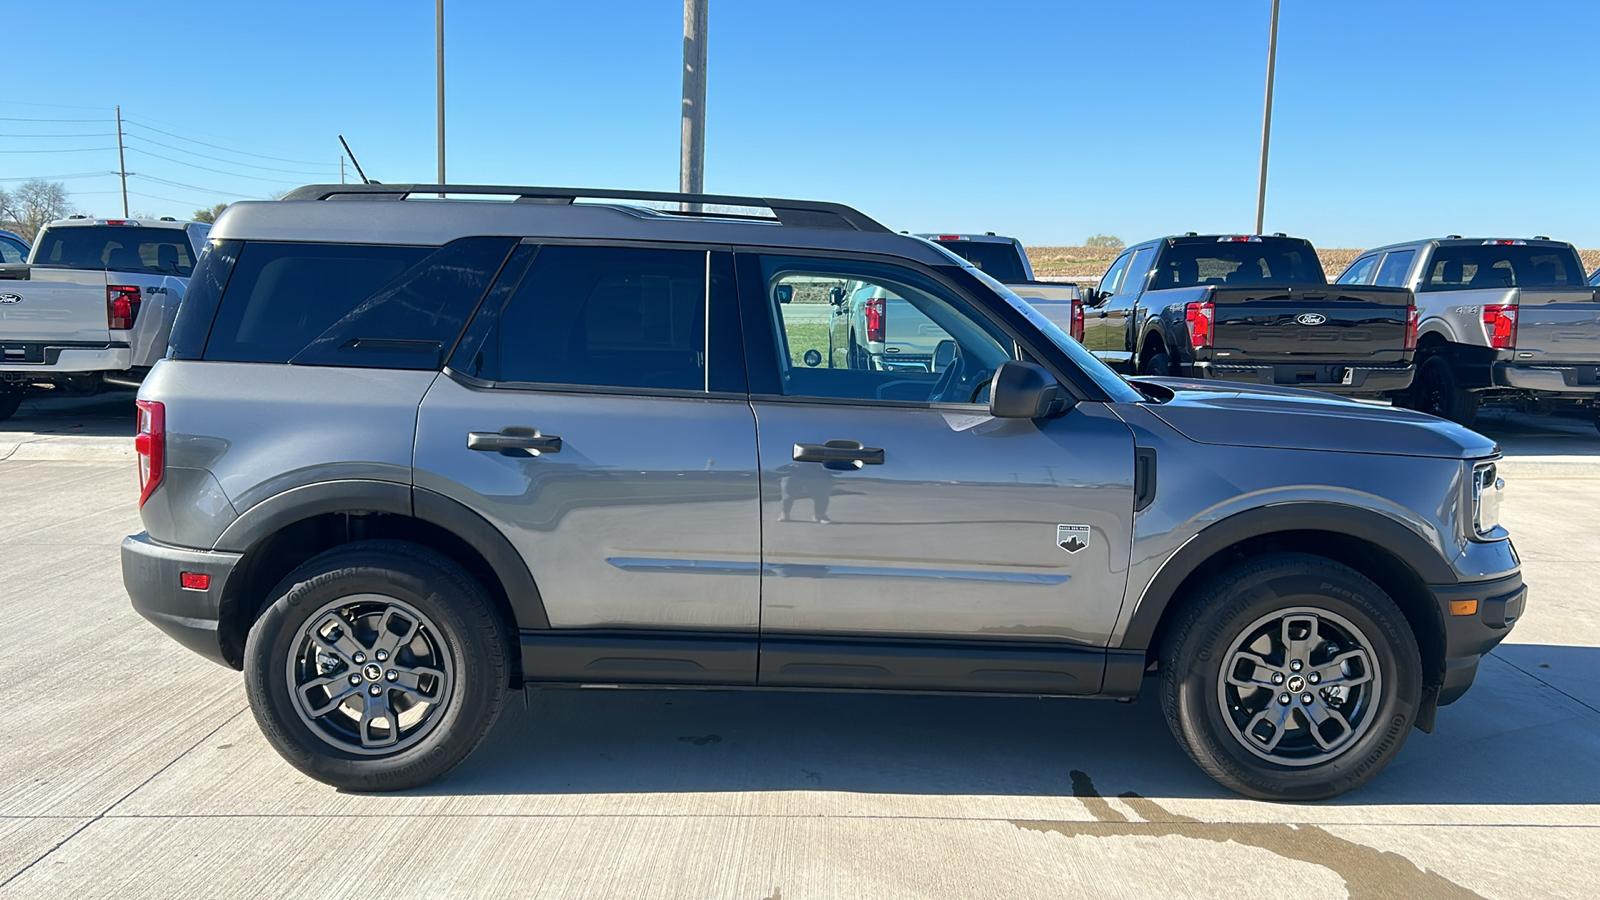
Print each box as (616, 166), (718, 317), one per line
(1472, 461), (1504, 537)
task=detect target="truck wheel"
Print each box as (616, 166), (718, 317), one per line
(1159, 553), (1422, 801)
(244, 540), (509, 791)
(0, 390), (22, 423)
(1141, 350), (1174, 377)
(1411, 355), (1478, 426)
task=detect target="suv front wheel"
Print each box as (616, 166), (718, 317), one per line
(244, 540), (508, 791)
(1159, 553), (1422, 800)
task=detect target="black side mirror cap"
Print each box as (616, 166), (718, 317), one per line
(989, 360), (1072, 419)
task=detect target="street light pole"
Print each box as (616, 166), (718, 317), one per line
(1254, 0), (1281, 235)
(436, 0), (446, 186)
(680, 0), (707, 210)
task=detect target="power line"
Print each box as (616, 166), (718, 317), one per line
(0, 147), (116, 153)
(122, 132), (332, 176)
(121, 118), (325, 166)
(128, 189), (228, 206)
(0, 100), (110, 111)
(0, 132), (119, 138)
(0, 115), (108, 123)
(134, 172), (255, 197)
(0, 172), (116, 182)
(123, 146), (305, 185)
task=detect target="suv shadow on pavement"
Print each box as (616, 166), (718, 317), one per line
(410, 646), (1600, 806)
(0, 388), (137, 438)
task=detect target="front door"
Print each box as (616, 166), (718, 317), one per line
(742, 253), (1137, 694)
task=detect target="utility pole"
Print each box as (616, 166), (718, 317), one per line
(340, 156), (346, 184)
(436, 0), (446, 186)
(115, 105), (129, 217)
(1254, 0), (1281, 235)
(680, 0), (707, 210)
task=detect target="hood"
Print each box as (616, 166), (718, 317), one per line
(1132, 378), (1498, 460)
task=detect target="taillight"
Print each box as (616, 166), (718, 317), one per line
(108, 285), (141, 330)
(1482, 304), (1518, 349)
(135, 399), (164, 506)
(1185, 300), (1215, 350)
(1069, 298), (1085, 342)
(865, 296), (886, 343)
(1404, 305), (1419, 350)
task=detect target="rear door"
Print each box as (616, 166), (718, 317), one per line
(741, 251), (1136, 694)
(415, 243), (761, 682)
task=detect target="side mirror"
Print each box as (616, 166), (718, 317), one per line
(829, 286), (846, 305)
(1082, 287), (1105, 307)
(775, 284), (794, 304)
(932, 339), (957, 373)
(989, 360), (1071, 419)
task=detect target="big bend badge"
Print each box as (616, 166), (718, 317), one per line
(1057, 524), (1090, 554)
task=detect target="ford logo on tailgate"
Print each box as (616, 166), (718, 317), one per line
(1294, 312), (1327, 326)
(0, 293), (22, 305)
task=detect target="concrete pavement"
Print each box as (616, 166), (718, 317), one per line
(0, 412), (1596, 898)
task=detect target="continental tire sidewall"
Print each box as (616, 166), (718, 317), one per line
(1165, 557), (1422, 801)
(244, 543), (505, 791)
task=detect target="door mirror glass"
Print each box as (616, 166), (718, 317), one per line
(932, 339), (957, 373)
(989, 360), (1069, 418)
(802, 349), (822, 367)
(775, 284), (794, 304)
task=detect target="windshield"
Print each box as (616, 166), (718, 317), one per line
(931, 240), (1030, 283)
(962, 264), (1144, 403)
(32, 225), (196, 276)
(1152, 237), (1325, 288)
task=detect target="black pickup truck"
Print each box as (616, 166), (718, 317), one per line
(1081, 234), (1416, 397)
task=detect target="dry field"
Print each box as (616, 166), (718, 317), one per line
(1027, 246), (1600, 283)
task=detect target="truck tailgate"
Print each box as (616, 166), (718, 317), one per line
(1209, 285), (1412, 365)
(1513, 288), (1600, 363)
(0, 267), (111, 343)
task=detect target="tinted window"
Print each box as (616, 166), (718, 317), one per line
(495, 245), (707, 391)
(1373, 250), (1414, 287)
(0, 234), (26, 264)
(1097, 252), (1131, 296)
(1590, 267), (1599, 287)
(1419, 244), (1588, 291)
(1150, 238), (1323, 289)
(203, 239), (512, 367)
(1118, 247), (1154, 295)
(1337, 255), (1379, 285)
(930, 241), (1029, 283)
(33, 226), (195, 275)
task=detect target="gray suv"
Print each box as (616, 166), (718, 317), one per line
(123, 185), (1524, 801)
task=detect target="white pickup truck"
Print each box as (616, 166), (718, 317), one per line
(0, 217), (208, 420)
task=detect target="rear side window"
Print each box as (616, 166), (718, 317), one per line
(201, 237), (514, 368)
(33, 226), (195, 276)
(492, 245), (707, 391)
(1374, 250), (1415, 287)
(1419, 245), (1588, 291)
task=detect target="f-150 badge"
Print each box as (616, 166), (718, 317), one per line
(1057, 524), (1090, 553)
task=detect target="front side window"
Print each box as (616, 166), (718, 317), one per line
(495, 245), (707, 391)
(1118, 247), (1154, 295)
(1374, 250), (1415, 287)
(1098, 252), (1132, 296)
(1337, 255), (1379, 285)
(760, 256), (1013, 404)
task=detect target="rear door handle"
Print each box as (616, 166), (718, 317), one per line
(793, 439), (884, 470)
(467, 427), (562, 456)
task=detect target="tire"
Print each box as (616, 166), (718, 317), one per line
(1159, 552), (1422, 801)
(1410, 355), (1479, 427)
(244, 540), (509, 791)
(0, 390), (21, 423)
(1141, 350), (1174, 377)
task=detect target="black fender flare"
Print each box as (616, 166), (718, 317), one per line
(1115, 502), (1457, 652)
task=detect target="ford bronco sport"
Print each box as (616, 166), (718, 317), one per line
(122, 185), (1524, 801)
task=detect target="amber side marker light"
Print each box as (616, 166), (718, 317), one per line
(1450, 599), (1479, 617)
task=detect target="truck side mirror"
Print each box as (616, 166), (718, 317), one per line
(1082, 287), (1103, 307)
(829, 286), (846, 305)
(932, 339), (957, 373)
(989, 360), (1071, 418)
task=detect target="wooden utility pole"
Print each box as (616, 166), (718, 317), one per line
(1254, 0), (1280, 235)
(680, 0), (707, 210)
(436, 0), (446, 185)
(115, 105), (129, 217)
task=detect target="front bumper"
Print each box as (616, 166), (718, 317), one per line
(1190, 360), (1414, 395)
(122, 531), (241, 667)
(1429, 570), (1526, 707)
(1492, 362), (1600, 395)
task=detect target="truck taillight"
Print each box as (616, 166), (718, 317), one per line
(1185, 300), (1215, 350)
(135, 399), (164, 506)
(1404, 305), (1419, 350)
(865, 296), (886, 343)
(108, 285), (141, 330)
(1070, 298), (1085, 342)
(1482, 304), (1518, 349)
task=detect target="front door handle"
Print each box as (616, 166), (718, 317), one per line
(793, 439), (884, 470)
(467, 427), (562, 456)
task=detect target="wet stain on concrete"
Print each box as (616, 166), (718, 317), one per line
(1013, 770), (1484, 900)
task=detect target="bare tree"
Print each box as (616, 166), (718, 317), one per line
(0, 185), (14, 231)
(192, 202), (229, 224)
(8, 180), (73, 242)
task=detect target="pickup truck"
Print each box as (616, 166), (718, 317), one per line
(0, 217), (208, 419)
(1337, 237), (1600, 428)
(1080, 234), (1416, 398)
(919, 233), (1085, 341)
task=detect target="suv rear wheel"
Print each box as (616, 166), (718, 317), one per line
(244, 540), (508, 791)
(1159, 553), (1422, 800)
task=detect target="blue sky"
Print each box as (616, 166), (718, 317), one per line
(4, 0), (1597, 247)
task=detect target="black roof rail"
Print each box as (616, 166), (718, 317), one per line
(277, 183), (890, 233)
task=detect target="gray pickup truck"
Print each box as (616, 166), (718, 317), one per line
(920, 233), (1084, 341)
(0, 217), (208, 419)
(1339, 238), (1600, 429)
(123, 184), (1520, 802)
(1082, 234), (1416, 398)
